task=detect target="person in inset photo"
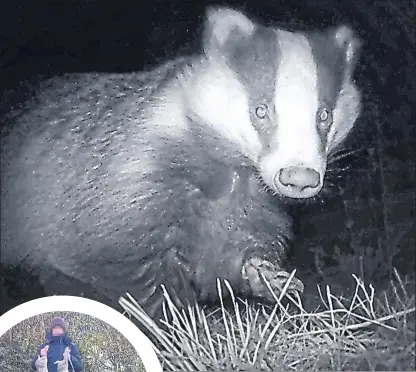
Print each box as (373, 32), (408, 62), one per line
(1, 310), (147, 371)
(31, 316), (83, 372)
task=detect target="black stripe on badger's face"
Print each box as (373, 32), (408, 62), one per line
(306, 30), (351, 144)
(224, 26), (280, 145)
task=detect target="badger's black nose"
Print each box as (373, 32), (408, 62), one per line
(274, 166), (321, 198)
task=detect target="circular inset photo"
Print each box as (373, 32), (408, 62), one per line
(0, 296), (162, 372)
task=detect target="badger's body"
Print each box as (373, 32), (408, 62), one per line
(0, 7), (362, 319)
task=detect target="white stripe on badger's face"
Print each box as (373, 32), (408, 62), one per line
(183, 60), (263, 162)
(260, 30), (326, 199)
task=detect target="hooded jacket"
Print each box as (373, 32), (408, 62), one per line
(31, 331), (83, 372)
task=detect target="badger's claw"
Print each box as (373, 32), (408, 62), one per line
(242, 257), (304, 300)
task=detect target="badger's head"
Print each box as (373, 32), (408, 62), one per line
(184, 6), (362, 200)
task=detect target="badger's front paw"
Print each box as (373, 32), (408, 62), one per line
(242, 257), (304, 300)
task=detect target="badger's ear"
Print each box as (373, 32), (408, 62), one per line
(203, 7), (255, 55)
(333, 25), (362, 71)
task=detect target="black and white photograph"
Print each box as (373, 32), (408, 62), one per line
(1, 0), (415, 371)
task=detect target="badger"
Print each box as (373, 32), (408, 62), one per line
(0, 7), (362, 319)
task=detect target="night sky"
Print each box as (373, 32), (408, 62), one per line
(1, 0), (415, 314)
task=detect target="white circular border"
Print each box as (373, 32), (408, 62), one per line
(0, 296), (162, 372)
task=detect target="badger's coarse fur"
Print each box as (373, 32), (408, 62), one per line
(0, 7), (362, 319)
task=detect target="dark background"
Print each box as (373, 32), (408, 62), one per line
(1, 0), (415, 314)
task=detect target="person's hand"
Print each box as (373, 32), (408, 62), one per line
(40, 345), (49, 357)
(63, 346), (71, 357)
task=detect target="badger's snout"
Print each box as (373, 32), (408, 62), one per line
(273, 166), (321, 199)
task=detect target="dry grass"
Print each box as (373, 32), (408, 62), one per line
(119, 269), (415, 371)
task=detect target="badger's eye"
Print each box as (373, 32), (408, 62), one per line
(317, 107), (332, 127)
(319, 108), (329, 122)
(255, 104), (268, 119)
